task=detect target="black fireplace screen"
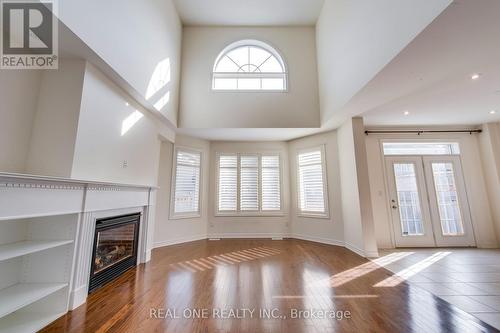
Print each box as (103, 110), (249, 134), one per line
(89, 213), (140, 293)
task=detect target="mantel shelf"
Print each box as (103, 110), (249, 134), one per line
(0, 283), (68, 318)
(0, 240), (74, 262)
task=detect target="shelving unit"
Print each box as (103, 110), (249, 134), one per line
(0, 240), (73, 262)
(0, 283), (68, 318)
(0, 311), (67, 333)
(0, 215), (78, 333)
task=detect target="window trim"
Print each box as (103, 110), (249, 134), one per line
(169, 146), (203, 220)
(212, 39), (288, 93)
(215, 152), (285, 217)
(296, 145), (330, 219)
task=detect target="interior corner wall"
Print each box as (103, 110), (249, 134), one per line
(71, 63), (161, 186)
(207, 141), (290, 238)
(288, 130), (345, 245)
(479, 122), (500, 246)
(179, 26), (320, 129)
(0, 70), (41, 173)
(25, 60), (86, 178)
(153, 135), (210, 247)
(58, 0), (182, 125)
(337, 118), (378, 257)
(366, 131), (499, 249)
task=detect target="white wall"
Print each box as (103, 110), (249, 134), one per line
(58, 0), (182, 125)
(337, 118), (378, 257)
(0, 70), (41, 173)
(179, 26), (320, 129)
(71, 63), (161, 186)
(25, 60), (86, 177)
(316, 0), (451, 127)
(153, 135), (210, 247)
(479, 122), (500, 245)
(366, 131), (499, 249)
(208, 141), (290, 238)
(288, 130), (345, 245)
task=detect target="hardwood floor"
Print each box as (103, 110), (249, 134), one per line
(42, 239), (499, 332)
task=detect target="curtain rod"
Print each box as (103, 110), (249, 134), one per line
(364, 129), (482, 135)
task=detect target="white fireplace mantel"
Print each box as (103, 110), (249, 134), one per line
(0, 172), (157, 331)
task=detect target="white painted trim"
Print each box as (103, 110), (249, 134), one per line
(344, 242), (366, 257)
(207, 233), (287, 239)
(69, 285), (88, 311)
(151, 233), (378, 259)
(291, 234), (344, 247)
(153, 235), (207, 248)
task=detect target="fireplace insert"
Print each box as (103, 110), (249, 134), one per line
(89, 213), (140, 293)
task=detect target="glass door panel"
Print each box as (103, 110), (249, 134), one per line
(430, 163), (464, 236)
(393, 163), (424, 236)
(423, 156), (475, 247)
(386, 156), (435, 247)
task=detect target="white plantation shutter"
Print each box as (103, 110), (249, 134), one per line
(297, 148), (327, 215)
(173, 149), (201, 215)
(218, 155), (238, 211)
(240, 155), (259, 211)
(217, 152), (283, 214)
(262, 155), (281, 211)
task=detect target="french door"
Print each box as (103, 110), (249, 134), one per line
(386, 155), (475, 247)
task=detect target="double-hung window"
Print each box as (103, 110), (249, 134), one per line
(170, 148), (202, 218)
(296, 146), (329, 218)
(217, 153), (282, 215)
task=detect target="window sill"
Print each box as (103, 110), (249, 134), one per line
(297, 213), (330, 220)
(169, 213), (201, 220)
(215, 212), (285, 218)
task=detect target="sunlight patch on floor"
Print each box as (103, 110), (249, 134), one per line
(170, 247), (281, 272)
(374, 251), (451, 287)
(326, 251), (415, 287)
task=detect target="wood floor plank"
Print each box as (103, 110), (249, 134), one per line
(41, 239), (499, 332)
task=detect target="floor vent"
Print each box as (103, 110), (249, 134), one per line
(208, 238), (221, 241)
(271, 237), (284, 240)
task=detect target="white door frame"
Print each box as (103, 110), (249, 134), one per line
(385, 155), (476, 247)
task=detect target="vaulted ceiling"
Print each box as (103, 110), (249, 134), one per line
(173, 0), (325, 26)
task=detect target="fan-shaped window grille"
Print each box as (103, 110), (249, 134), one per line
(212, 40), (287, 91)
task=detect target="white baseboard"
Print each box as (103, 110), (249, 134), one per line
(291, 234), (344, 247)
(476, 243), (500, 249)
(153, 233), (379, 258)
(207, 233), (288, 239)
(153, 234), (207, 248)
(69, 285), (88, 310)
(344, 242), (366, 257)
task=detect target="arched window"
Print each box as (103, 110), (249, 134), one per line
(212, 40), (287, 91)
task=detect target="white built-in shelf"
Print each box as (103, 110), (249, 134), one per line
(0, 283), (68, 318)
(0, 311), (66, 333)
(0, 240), (74, 262)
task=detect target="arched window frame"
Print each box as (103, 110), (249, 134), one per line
(212, 39), (288, 92)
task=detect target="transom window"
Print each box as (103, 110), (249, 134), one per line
(383, 142), (460, 155)
(212, 40), (287, 91)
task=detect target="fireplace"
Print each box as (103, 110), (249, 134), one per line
(89, 213), (140, 293)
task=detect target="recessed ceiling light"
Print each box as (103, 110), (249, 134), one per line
(471, 73), (481, 80)
(125, 102), (129, 106)
(403, 111), (410, 116)
(490, 110), (497, 115)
